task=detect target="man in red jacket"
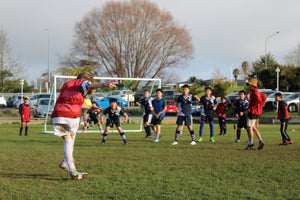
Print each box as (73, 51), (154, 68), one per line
(19, 96), (30, 136)
(245, 78), (266, 150)
(51, 72), (117, 180)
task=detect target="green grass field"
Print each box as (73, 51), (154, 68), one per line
(0, 122), (299, 200)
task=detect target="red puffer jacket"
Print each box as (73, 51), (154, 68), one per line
(247, 88), (266, 117)
(51, 79), (86, 118)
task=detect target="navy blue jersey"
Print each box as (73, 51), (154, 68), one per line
(199, 95), (217, 116)
(102, 106), (126, 121)
(234, 99), (249, 118)
(87, 110), (100, 121)
(177, 94), (198, 116)
(140, 97), (153, 115)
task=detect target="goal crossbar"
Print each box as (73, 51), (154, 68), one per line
(43, 75), (161, 134)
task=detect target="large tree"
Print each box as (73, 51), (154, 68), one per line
(0, 28), (23, 91)
(60, 0), (193, 88)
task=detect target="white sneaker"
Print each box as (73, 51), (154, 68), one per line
(190, 141), (196, 145)
(171, 141), (178, 145)
(70, 171), (88, 180)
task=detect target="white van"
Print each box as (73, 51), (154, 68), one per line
(110, 90), (135, 102)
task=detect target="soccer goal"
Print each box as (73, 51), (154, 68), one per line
(43, 75), (161, 134)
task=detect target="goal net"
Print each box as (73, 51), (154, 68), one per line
(43, 75), (161, 134)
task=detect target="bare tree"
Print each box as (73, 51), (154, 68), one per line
(241, 61), (249, 80)
(212, 69), (225, 80)
(0, 28), (23, 89)
(284, 43), (300, 66)
(61, 0), (193, 88)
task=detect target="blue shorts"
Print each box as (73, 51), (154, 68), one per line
(106, 118), (121, 128)
(176, 115), (192, 126)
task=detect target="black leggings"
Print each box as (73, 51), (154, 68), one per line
(218, 117), (226, 134)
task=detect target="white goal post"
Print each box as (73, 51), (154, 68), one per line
(43, 75), (161, 134)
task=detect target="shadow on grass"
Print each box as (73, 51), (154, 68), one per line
(0, 173), (69, 181)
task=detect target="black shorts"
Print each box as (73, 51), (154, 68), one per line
(151, 117), (163, 125)
(176, 115), (192, 126)
(106, 118), (121, 128)
(237, 117), (248, 129)
(200, 115), (214, 123)
(143, 114), (153, 124)
(87, 117), (99, 124)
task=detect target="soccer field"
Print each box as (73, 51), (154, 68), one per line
(0, 122), (299, 200)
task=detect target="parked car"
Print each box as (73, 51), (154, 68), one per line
(283, 92), (300, 112)
(259, 89), (276, 97)
(226, 92), (239, 105)
(166, 100), (177, 114)
(29, 93), (51, 107)
(162, 90), (178, 100)
(33, 98), (54, 118)
(91, 94), (105, 102)
(264, 92), (293, 110)
(12, 95), (24, 108)
(95, 97), (128, 108)
(0, 94), (7, 108)
(191, 101), (201, 116)
(110, 90), (135, 102)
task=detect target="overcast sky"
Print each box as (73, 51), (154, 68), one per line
(1, 0), (300, 85)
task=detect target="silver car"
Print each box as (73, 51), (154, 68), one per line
(33, 98), (54, 118)
(283, 93), (300, 112)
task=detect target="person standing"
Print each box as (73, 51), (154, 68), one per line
(216, 97), (228, 136)
(19, 96), (30, 136)
(234, 90), (249, 142)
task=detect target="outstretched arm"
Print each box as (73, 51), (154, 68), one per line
(87, 80), (118, 90)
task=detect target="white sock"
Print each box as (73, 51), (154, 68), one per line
(63, 138), (76, 173)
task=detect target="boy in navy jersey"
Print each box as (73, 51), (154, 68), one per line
(150, 89), (167, 142)
(81, 102), (104, 135)
(100, 99), (128, 145)
(234, 90), (249, 142)
(136, 89), (154, 138)
(171, 85), (200, 145)
(275, 93), (293, 145)
(197, 87), (217, 142)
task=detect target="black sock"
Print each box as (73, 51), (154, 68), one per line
(223, 128), (226, 134)
(19, 127), (23, 135)
(25, 127), (28, 135)
(102, 132), (108, 141)
(119, 131), (126, 140)
(237, 129), (241, 139)
(145, 126), (151, 136)
(189, 129), (195, 141)
(174, 130), (180, 141)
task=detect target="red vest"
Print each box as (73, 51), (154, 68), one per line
(51, 79), (86, 118)
(21, 103), (30, 122)
(217, 103), (227, 118)
(277, 102), (290, 120)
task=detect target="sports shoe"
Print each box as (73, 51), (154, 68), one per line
(70, 171), (88, 180)
(59, 160), (69, 171)
(258, 141), (264, 150)
(246, 139), (250, 143)
(171, 141), (178, 145)
(223, 134), (226, 136)
(81, 132), (85, 135)
(245, 144), (255, 150)
(100, 140), (105, 145)
(25, 134), (29, 136)
(158, 134), (162, 138)
(285, 140), (293, 145)
(19, 134), (22, 136)
(218, 133), (222, 135)
(197, 137), (203, 142)
(100, 131), (104, 135)
(145, 135), (152, 139)
(190, 141), (196, 145)
(153, 138), (159, 142)
(210, 137), (215, 143)
(235, 139), (241, 143)
(124, 139), (128, 145)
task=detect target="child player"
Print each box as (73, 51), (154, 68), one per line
(151, 89), (167, 142)
(136, 89), (154, 138)
(275, 93), (293, 145)
(197, 87), (217, 142)
(51, 72), (117, 180)
(216, 96), (228, 136)
(100, 99), (129, 145)
(19, 96), (30, 136)
(245, 78), (266, 150)
(81, 101), (104, 135)
(234, 90), (249, 142)
(171, 85), (200, 145)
